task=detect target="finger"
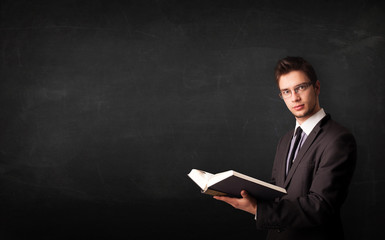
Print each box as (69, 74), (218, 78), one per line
(241, 190), (257, 207)
(214, 196), (237, 206)
(241, 190), (249, 199)
(214, 195), (231, 202)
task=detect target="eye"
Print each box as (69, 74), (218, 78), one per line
(281, 90), (290, 95)
(298, 84), (306, 90)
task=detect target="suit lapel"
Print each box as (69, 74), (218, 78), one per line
(283, 115), (329, 188)
(277, 131), (294, 186)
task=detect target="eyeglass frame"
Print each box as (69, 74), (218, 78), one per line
(278, 82), (315, 99)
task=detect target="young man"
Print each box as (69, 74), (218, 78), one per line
(214, 57), (357, 240)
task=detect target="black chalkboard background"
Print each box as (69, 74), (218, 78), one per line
(0, 0), (384, 239)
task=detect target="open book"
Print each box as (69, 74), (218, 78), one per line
(188, 169), (286, 200)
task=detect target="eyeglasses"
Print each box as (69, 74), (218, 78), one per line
(279, 82), (314, 99)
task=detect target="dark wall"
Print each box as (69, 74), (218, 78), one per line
(0, 0), (384, 239)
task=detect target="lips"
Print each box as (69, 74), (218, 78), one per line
(293, 104), (304, 111)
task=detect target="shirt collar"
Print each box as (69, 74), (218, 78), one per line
(295, 108), (326, 136)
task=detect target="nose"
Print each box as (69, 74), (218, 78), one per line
(291, 91), (301, 102)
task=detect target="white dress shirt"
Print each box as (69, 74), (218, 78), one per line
(294, 108), (326, 137)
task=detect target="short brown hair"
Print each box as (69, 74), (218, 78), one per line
(275, 57), (317, 86)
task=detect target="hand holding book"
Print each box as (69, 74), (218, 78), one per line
(214, 190), (257, 215)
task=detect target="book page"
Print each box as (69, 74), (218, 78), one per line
(188, 169), (214, 190)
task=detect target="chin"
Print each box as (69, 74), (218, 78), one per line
(294, 107), (317, 119)
(295, 112), (308, 118)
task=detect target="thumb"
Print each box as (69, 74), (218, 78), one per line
(241, 190), (249, 198)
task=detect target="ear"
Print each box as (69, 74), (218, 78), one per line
(314, 80), (320, 95)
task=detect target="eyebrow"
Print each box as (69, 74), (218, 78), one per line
(280, 82), (309, 91)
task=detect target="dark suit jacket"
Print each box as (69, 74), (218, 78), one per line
(256, 115), (356, 240)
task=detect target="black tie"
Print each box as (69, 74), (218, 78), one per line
(288, 127), (303, 172)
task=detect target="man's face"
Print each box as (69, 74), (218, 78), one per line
(278, 71), (321, 124)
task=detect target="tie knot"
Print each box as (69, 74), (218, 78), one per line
(295, 127), (303, 137)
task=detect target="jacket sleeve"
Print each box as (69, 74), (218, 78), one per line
(256, 131), (357, 230)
